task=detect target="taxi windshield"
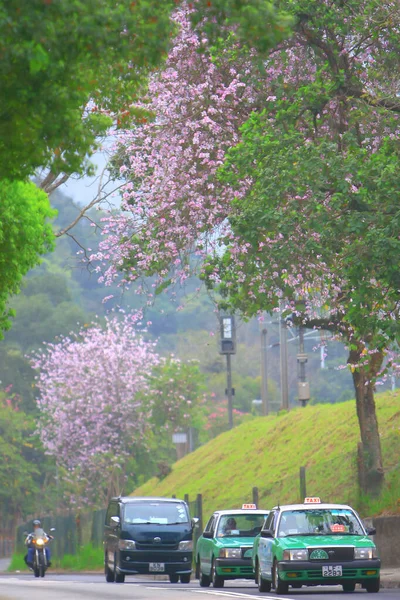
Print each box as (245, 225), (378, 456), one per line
(217, 514), (268, 538)
(278, 509), (364, 537)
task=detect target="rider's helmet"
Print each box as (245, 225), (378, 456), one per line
(33, 519), (41, 527)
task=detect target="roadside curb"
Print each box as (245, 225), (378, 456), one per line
(381, 579), (400, 589)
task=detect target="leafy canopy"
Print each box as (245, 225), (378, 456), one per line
(0, 0), (292, 181)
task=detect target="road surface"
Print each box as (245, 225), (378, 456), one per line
(0, 575), (399, 600)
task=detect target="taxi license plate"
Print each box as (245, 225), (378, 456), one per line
(322, 565), (342, 577)
(149, 563), (165, 572)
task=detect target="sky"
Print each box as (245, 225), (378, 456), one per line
(59, 142), (122, 207)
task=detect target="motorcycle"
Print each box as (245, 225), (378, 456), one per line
(24, 527), (55, 578)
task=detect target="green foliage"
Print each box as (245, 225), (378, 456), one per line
(9, 544), (103, 572)
(192, 0), (294, 54)
(145, 356), (206, 431)
(131, 391), (400, 518)
(0, 391), (42, 518)
(0, 180), (55, 336)
(0, 0), (176, 179)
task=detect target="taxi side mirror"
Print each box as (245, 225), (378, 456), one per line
(202, 531), (213, 539)
(260, 529), (274, 538)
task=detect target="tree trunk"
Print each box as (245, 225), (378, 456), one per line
(348, 346), (384, 497)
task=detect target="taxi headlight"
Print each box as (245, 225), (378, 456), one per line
(178, 540), (193, 551)
(219, 548), (242, 559)
(283, 549), (308, 561)
(118, 539), (136, 551)
(354, 547), (377, 560)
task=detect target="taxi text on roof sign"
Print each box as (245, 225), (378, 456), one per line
(242, 503), (257, 509)
(304, 497), (321, 503)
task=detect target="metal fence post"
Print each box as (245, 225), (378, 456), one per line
(197, 494), (203, 528)
(299, 466), (307, 500)
(252, 486), (259, 507)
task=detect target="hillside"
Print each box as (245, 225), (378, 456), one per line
(132, 391), (400, 518)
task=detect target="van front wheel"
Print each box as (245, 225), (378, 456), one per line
(105, 553), (115, 583)
(180, 574), (191, 583)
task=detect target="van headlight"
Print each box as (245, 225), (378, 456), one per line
(219, 548), (242, 559)
(354, 547), (377, 559)
(283, 549), (308, 561)
(178, 540), (193, 551)
(118, 539), (136, 551)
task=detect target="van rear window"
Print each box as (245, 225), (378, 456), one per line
(124, 502), (189, 525)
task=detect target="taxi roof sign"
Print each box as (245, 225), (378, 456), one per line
(304, 497), (321, 504)
(242, 503), (257, 509)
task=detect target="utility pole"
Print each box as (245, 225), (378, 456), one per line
(226, 353), (233, 429)
(279, 318), (289, 410)
(260, 328), (269, 416)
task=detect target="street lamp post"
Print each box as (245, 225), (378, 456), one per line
(279, 317), (289, 410)
(219, 315), (236, 429)
(297, 324), (310, 407)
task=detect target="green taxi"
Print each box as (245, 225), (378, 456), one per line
(196, 504), (269, 588)
(252, 498), (380, 594)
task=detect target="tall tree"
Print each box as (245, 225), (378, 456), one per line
(98, 0), (400, 494)
(205, 0), (400, 494)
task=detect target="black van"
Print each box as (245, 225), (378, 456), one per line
(104, 496), (198, 584)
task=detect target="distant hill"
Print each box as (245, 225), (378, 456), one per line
(131, 391), (400, 518)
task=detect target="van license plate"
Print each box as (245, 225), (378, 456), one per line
(322, 565), (342, 577)
(149, 563), (165, 572)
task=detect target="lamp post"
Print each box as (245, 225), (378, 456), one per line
(297, 324), (310, 407)
(219, 315), (236, 429)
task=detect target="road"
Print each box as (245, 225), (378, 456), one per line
(0, 575), (399, 600)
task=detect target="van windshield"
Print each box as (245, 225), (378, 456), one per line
(124, 502), (189, 525)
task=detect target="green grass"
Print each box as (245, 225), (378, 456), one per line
(8, 544), (103, 573)
(132, 391), (400, 519)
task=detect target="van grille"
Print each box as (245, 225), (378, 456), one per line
(135, 542), (178, 551)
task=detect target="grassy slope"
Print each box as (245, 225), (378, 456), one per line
(133, 391), (400, 518)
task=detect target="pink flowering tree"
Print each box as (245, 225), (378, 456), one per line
(93, 1), (399, 494)
(31, 314), (161, 507)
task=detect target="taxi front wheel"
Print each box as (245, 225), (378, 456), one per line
(257, 561), (271, 593)
(273, 560), (288, 595)
(211, 559), (224, 588)
(365, 579), (380, 593)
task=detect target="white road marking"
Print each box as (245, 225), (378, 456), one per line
(191, 591), (295, 600)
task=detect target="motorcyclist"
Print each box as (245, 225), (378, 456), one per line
(24, 520), (53, 569)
